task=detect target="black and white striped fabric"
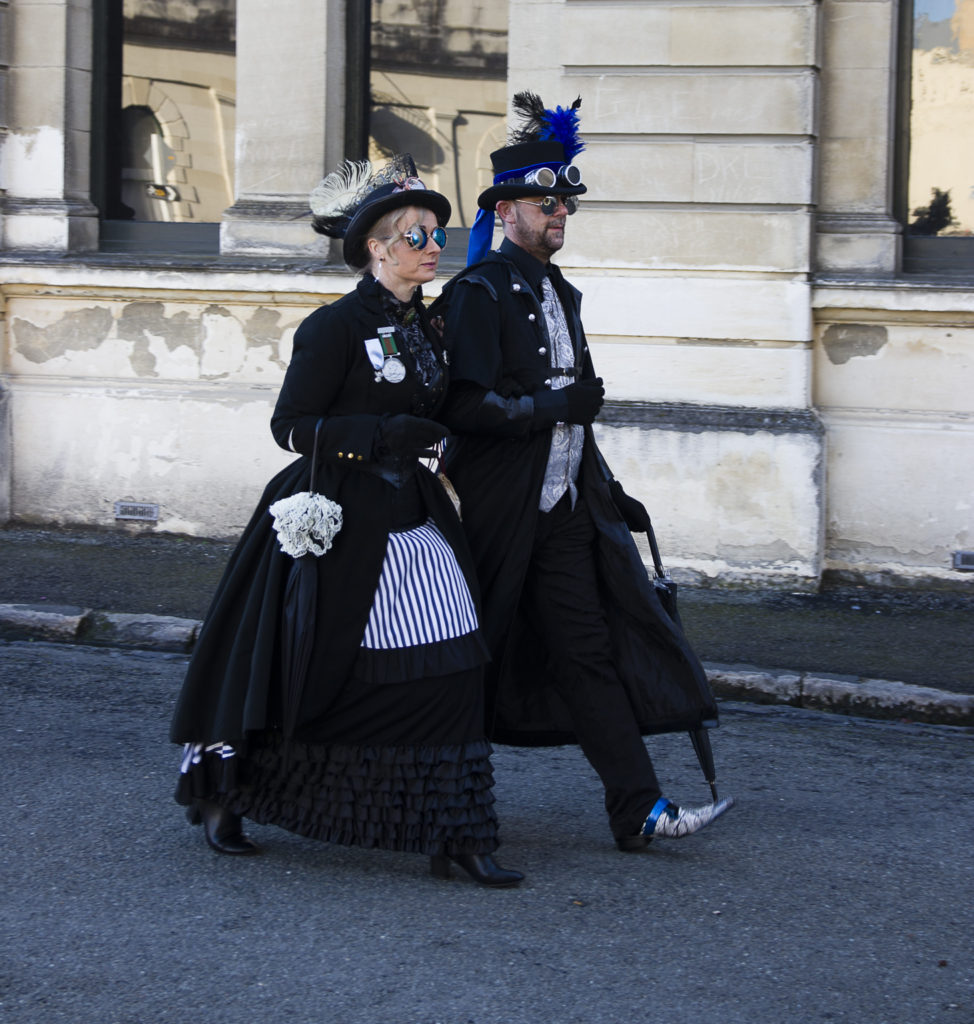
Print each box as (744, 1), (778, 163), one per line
(361, 520), (479, 650)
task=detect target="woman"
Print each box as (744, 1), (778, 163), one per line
(170, 155), (522, 888)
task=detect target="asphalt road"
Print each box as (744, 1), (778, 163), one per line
(2, 641), (972, 1024)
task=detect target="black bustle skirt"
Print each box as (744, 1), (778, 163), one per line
(176, 664), (499, 857)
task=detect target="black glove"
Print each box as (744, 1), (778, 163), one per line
(609, 478), (652, 533)
(532, 377), (605, 428)
(375, 414), (450, 458)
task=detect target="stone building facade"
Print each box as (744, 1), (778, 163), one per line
(0, 0), (971, 590)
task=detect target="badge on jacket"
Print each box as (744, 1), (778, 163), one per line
(363, 330), (406, 383)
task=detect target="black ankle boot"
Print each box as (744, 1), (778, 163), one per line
(186, 800), (260, 856)
(430, 852), (524, 888)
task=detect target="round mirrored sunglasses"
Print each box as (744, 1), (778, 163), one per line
(397, 224), (448, 251)
(512, 195), (580, 216)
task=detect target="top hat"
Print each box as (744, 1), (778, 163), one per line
(477, 140), (587, 211)
(310, 154), (451, 269)
(467, 92), (586, 264)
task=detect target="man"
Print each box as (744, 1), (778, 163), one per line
(435, 93), (734, 850)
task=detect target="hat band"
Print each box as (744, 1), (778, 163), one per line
(492, 161), (563, 187)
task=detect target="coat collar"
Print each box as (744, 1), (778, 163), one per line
(355, 273), (425, 316)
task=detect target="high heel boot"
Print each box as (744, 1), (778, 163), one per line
(430, 852), (524, 888)
(186, 800), (260, 856)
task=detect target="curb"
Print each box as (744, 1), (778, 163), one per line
(705, 665), (974, 728)
(0, 603), (200, 654)
(1, 602), (971, 727)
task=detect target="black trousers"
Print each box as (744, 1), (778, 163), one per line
(523, 492), (663, 838)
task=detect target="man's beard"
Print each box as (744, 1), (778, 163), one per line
(517, 212), (565, 259)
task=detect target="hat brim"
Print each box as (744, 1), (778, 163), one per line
(477, 181), (587, 211)
(343, 189), (452, 268)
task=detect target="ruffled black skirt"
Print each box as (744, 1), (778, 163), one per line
(176, 664), (498, 856)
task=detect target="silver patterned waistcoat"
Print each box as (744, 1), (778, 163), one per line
(538, 276), (584, 513)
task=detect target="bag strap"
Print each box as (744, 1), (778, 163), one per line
(645, 522), (667, 580)
(309, 418), (323, 494)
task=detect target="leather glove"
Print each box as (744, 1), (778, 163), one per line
(532, 377), (605, 428)
(375, 414), (450, 458)
(609, 478), (652, 533)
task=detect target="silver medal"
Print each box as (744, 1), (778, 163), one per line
(381, 357), (406, 383)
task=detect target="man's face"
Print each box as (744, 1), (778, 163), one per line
(501, 195), (571, 263)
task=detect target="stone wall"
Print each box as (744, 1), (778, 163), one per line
(1, 0), (972, 590)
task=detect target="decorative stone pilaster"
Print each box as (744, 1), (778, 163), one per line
(1, 0), (98, 251)
(220, 0), (345, 257)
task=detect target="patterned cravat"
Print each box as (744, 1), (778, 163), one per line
(539, 276), (584, 513)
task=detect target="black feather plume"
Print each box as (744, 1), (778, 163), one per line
(508, 91), (549, 144)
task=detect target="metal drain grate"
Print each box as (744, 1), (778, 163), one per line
(952, 550), (974, 572)
(114, 501), (159, 522)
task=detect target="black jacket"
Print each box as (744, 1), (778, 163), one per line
(171, 277), (479, 745)
(433, 241), (717, 744)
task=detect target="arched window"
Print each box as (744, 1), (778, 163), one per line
(92, 0), (236, 253)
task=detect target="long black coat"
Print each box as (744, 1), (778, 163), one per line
(433, 242), (718, 745)
(170, 276), (478, 746)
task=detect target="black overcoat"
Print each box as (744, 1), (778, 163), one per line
(170, 276), (478, 747)
(433, 243), (718, 745)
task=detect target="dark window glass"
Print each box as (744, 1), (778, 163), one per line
(93, 0), (235, 252)
(368, 1), (508, 239)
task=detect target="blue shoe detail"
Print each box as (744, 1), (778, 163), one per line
(641, 797), (675, 836)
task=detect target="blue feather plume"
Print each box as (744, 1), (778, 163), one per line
(541, 98), (585, 162)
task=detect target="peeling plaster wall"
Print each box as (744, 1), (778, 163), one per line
(814, 286), (974, 584)
(3, 280), (334, 536)
(0, 268), (827, 583)
(594, 418), (824, 585)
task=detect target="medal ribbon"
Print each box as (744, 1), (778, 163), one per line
(378, 327), (400, 358)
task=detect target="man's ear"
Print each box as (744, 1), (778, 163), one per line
(495, 200), (515, 226)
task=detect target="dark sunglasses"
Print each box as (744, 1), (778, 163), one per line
(397, 223), (448, 250)
(512, 195), (580, 216)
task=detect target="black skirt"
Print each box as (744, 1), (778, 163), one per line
(176, 664), (498, 856)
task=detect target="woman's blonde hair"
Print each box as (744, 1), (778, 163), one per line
(365, 205), (429, 273)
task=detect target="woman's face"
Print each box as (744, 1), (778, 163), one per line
(370, 205), (445, 298)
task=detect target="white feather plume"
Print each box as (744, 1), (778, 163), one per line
(309, 160), (374, 219)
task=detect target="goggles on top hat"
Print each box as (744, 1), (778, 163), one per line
(503, 164), (583, 191)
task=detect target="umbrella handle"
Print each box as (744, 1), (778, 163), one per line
(310, 417), (323, 494)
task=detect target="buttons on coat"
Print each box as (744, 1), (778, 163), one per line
(512, 283), (521, 292)
(528, 313), (536, 322)
(538, 346), (547, 355)
(544, 378), (552, 388)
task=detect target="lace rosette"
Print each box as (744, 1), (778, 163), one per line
(268, 492), (343, 558)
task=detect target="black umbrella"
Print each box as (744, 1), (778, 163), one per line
(645, 519), (720, 801)
(280, 551), (319, 740)
(270, 420), (342, 741)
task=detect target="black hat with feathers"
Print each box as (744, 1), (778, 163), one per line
(467, 92), (586, 264)
(309, 154), (451, 269)
(476, 91), (587, 211)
